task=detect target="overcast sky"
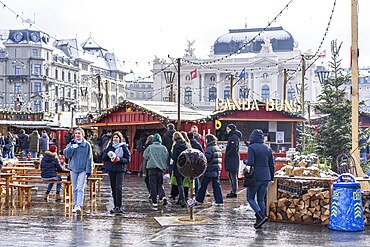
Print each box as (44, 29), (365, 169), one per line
(0, 0), (369, 70)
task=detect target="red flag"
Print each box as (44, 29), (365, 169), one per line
(190, 69), (197, 80)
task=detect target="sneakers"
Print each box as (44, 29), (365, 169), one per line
(73, 206), (81, 214)
(213, 202), (224, 206)
(110, 207), (124, 214)
(226, 193), (237, 198)
(153, 203), (158, 207)
(162, 197), (168, 206)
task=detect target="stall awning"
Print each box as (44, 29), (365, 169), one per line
(0, 120), (54, 129)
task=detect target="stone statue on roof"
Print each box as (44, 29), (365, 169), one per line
(184, 39), (196, 57)
(260, 36), (273, 54)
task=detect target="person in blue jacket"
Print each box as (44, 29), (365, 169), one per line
(102, 131), (130, 214)
(63, 127), (93, 214)
(245, 129), (275, 229)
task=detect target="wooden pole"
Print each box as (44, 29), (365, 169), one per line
(190, 178), (194, 220)
(177, 58), (181, 131)
(351, 0), (366, 179)
(301, 55), (306, 152)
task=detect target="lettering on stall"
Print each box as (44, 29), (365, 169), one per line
(215, 98), (301, 113)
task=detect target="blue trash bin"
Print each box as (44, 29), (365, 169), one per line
(328, 173), (364, 231)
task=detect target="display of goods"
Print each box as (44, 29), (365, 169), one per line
(277, 178), (330, 196)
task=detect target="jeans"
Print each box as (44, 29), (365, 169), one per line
(228, 171), (238, 194)
(196, 174), (223, 204)
(108, 171), (124, 208)
(360, 151), (367, 162)
(247, 181), (269, 214)
(30, 152), (38, 158)
(23, 149), (29, 158)
(70, 170), (87, 207)
(43, 176), (62, 193)
(148, 168), (165, 203)
(174, 167), (185, 201)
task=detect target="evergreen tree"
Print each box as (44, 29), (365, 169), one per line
(314, 40), (352, 166)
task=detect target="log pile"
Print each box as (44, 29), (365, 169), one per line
(269, 188), (331, 225)
(362, 190), (370, 225)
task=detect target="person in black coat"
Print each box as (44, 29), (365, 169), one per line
(195, 134), (223, 205)
(102, 131), (130, 214)
(171, 131), (190, 207)
(18, 129), (29, 158)
(41, 145), (65, 201)
(187, 131), (204, 196)
(162, 123), (176, 176)
(224, 124), (242, 198)
(244, 129), (274, 229)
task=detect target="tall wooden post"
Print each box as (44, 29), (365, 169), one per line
(177, 58), (181, 131)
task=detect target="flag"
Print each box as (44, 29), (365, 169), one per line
(319, 49), (326, 58)
(239, 67), (246, 79)
(190, 69), (197, 80)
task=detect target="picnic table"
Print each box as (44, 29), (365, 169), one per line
(0, 173), (13, 206)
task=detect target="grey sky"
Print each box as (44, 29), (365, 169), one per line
(0, 0), (369, 69)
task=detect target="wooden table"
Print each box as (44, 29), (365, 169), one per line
(1, 167), (36, 175)
(0, 173), (13, 207)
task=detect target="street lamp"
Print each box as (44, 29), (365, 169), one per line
(316, 70), (330, 84)
(163, 70), (175, 102)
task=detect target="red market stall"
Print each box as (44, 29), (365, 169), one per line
(208, 103), (305, 179)
(78, 100), (211, 173)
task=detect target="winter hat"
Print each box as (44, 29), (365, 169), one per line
(152, 133), (162, 143)
(227, 124), (237, 131)
(49, 145), (57, 153)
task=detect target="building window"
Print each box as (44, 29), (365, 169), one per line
(34, 64), (41, 76)
(287, 87), (296, 101)
(54, 103), (58, 114)
(74, 73), (77, 83)
(225, 75), (231, 81)
(184, 87), (192, 104)
(73, 89), (77, 99)
(185, 75), (190, 81)
(55, 69), (58, 80)
(262, 73), (269, 79)
(32, 49), (38, 57)
(224, 86), (230, 99)
(15, 83), (21, 93)
(261, 85), (270, 101)
(68, 72), (71, 82)
(239, 87), (249, 98)
(62, 71), (65, 81)
(45, 67), (49, 77)
(34, 82), (41, 94)
(45, 101), (49, 112)
(55, 86), (58, 96)
(209, 87), (217, 102)
(34, 100), (41, 111)
(210, 75), (216, 82)
(15, 65), (21, 75)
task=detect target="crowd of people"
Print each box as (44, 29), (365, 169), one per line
(0, 124), (275, 229)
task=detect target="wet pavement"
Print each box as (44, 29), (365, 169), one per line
(1, 175), (370, 247)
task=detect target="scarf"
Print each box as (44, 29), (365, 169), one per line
(112, 142), (124, 158)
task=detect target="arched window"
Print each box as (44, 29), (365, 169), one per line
(111, 95), (116, 105)
(185, 75), (190, 81)
(209, 87), (217, 102)
(210, 75), (216, 82)
(261, 85), (270, 101)
(262, 73), (269, 79)
(184, 87), (192, 104)
(118, 96), (124, 103)
(239, 87), (249, 98)
(224, 86), (230, 99)
(287, 87), (295, 101)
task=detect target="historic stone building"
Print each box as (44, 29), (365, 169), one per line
(152, 26), (321, 111)
(0, 23), (127, 116)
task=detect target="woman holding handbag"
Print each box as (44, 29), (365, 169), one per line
(245, 129), (275, 229)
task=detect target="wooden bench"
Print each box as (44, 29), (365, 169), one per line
(13, 179), (72, 206)
(87, 177), (103, 199)
(0, 182), (34, 207)
(91, 173), (108, 192)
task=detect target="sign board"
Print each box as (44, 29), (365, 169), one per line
(276, 131), (284, 144)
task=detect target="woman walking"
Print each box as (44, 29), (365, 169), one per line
(102, 131), (130, 214)
(245, 129), (275, 229)
(63, 127), (93, 214)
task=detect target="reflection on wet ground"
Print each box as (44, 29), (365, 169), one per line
(0, 175), (369, 246)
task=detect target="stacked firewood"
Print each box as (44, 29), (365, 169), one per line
(269, 188), (331, 225)
(362, 190), (370, 225)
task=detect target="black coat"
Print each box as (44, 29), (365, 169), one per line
(162, 129), (175, 154)
(224, 130), (242, 173)
(41, 151), (64, 178)
(18, 133), (29, 150)
(204, 141), (222, 177)
(103, 143), (130, 173)
(246, 129), (275, 182)
(171, 140), (189, 177)
(190, 138), (204, 153)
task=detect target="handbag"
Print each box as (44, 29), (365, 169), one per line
(243, 166), (256, 187)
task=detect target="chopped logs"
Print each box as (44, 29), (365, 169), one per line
(362, 191), (370, 225)
(269, 188), (331, 225)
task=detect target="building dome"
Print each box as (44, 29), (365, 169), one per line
(213, 26), (294, 55)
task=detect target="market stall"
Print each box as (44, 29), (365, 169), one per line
(77, 100), (211, 172)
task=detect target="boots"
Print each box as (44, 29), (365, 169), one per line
(254, 211), (268, 229)
(56, 193), (62, 201)
(44, 192), (49, 201)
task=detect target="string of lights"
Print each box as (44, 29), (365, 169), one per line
(180, 0), (294, 66)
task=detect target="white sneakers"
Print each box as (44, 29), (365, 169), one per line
(72, 205), (82, 214)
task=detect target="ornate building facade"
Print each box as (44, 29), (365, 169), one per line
(0, 24), (127, 116)
(152, 26), (321, 111)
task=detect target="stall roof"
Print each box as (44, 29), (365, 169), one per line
(0, 120), (54, 129)
(93, 100), (210, 124)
